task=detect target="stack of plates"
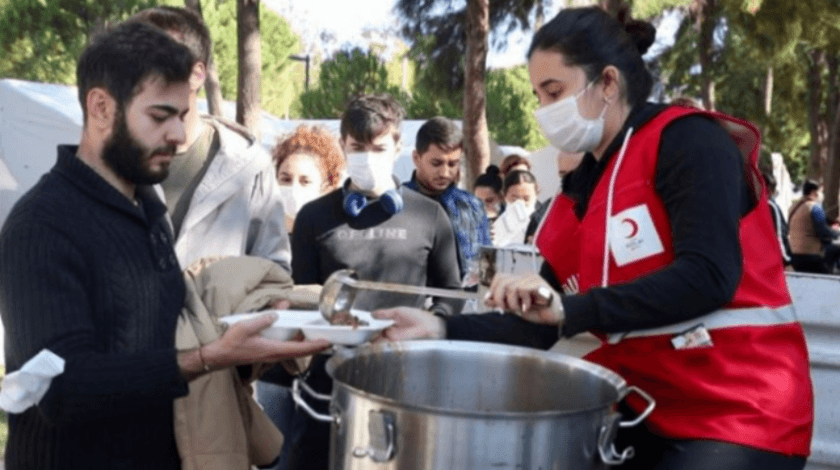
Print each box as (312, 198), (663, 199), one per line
(218, 309), (394, 346)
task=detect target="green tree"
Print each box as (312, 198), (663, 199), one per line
(396, 0), (551, 186)
(648, 0), (840, 215)
(485, 65), (548, 150)
(0, 0), (156, 83)
(395, 0), (549, 92)
(299, 47), (408, 119)
(199, 0), (303, 120)
(183, 0), (223, 116)
(404, 35), (463, 119)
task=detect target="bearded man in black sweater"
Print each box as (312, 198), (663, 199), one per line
(0, 22), (327, 470)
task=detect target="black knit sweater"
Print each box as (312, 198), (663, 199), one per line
(0, 146), (189, 469)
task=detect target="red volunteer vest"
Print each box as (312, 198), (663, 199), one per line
(536, 106), (813, 456)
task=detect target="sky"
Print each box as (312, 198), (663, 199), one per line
(262, 0), (541, 68)
(263, 0), (683, 69)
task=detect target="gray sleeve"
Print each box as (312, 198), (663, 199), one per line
(427, 204), (465, 316)
(810, 204), (840, 243)
(246, 161), (292, 273)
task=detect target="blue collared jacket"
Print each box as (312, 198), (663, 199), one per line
(406, 172), (492, 280)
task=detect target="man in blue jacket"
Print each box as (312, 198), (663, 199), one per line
(404, 116), (492, 281)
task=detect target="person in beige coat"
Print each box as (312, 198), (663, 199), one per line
(175, 256), (323, 470)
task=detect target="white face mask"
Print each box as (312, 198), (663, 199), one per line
(534, 83), (608, 153)
(346, 151), (394, 191)
(508, 199), (536, 222)
(277, 184), (321, 218)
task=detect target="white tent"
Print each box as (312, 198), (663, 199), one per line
(0, 80), (85, 226)
(0, 78), (434, 229)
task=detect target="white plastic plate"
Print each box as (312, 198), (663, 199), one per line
(300, 310), (394, 346)
(218, 310), (322, 341)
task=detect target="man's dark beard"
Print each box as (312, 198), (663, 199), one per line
(103, 110), (175, 185)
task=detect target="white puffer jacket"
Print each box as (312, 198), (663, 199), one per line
(158, 116), (291, 272)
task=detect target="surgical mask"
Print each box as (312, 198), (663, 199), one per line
(346, 151), (394, 191)
(534, 83), (608, 153)
(277, 184), (320, 218)
(498, 199), (534, 230)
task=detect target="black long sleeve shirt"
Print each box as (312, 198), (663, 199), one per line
(0, 147), (189, 470)
(291, 183), (463, 316)
(448, 104), (753, 346)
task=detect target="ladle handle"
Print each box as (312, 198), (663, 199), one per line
(348, 280), (480, 300)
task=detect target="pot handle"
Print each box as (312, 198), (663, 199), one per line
(618, 385), (656, 428)
(598, 414), (634, 466)
(292, 378), (339, 424)
(597, 385), (656, 466)
(352, 410), (396, 463)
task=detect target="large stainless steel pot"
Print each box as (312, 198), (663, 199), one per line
(293, 340), (654, 470)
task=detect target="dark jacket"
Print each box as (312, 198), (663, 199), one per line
(0, 146), (189, 470)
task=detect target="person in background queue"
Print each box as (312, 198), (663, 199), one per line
(375, 6), (813, 470)
(281, 94), (462, 470)
(499, 153), (532, 177)
(405, 116), (491, 281)
(127, 7), (291, 271)
(271, 125), (346, 234)
(524, 150), (584, 244)
(256, 124), (345, 470)
(761, 169), (793, 270)
(493, 170), (540, 247)
(0, 22), (328, 470)
(788, 179), (840, 274)
(474, 164), (505, 222)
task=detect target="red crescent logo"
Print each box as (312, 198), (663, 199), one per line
(621, 218), (639, 238)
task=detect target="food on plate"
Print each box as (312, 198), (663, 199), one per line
(328, 310), (370, 329)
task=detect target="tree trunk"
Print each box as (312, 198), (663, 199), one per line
(762, 65), (773, 116)
(237, 0), (261, 136)
(463, 0), (490, 190)
(203, 58), (225, 117)
(825, 98), (840, 221)
(184, 0), (223, 117)
(697, 0), (716, 111)
(825, 53), (840, 221)
(807, 50), (829, 181)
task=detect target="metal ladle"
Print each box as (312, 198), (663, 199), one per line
(319, 269), (479, 324)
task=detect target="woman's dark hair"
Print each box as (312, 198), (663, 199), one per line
(503, 170), (539, 195)
(760, 169), (776, 195)
(499, 154), (532, 176)
(802, 179), (821, 197)
(474, 165), (503, 194)
(527, 7), (656, 109)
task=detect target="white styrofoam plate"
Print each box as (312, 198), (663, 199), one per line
(300, 310), (394, 346)
(218, 310), (321, 341)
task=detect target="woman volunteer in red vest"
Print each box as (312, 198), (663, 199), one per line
(484, 6), (813, 470)
(377, 5), (813, 470)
